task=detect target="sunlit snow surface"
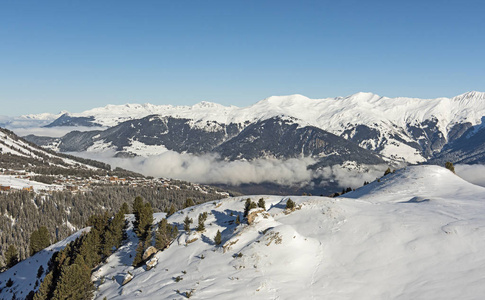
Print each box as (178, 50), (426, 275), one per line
(2, 165), (485, 299)
(95, 165), (485, 299)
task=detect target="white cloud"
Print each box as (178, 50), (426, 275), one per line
(455, 164), (485, 188)
(11, 126), (106, 138)
(69, 150), (388, 188)
(316, 164), (388, 189)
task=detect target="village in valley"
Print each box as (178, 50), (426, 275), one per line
(0, 168), (230, 197)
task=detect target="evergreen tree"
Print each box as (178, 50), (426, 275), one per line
(77, 230), (101, 269)
(286, 199), (295, 210)
(52, 259), (93, 300)
(384, 167), (392, 176)
(257, 198), (266, 210)
(30, 226), (51, 256)
(197, 212), (207, 232)
(155, 218), (169, 250)
(119, 202), (130, 215)
(445, 161), (455, 174)
(214, 230), (222, 246)
(132, 242), (144, 267)
(140, 202), (154, 241)
(167, 203), (177, 217)
(184, 198), (195, 208)
(5, 244), (18, 268)
(243, 198), (252, 217)
(183, 216), (193, 232)
(133, 199), (153, 241)
(132, 196), (144, 215)
(33, 271), (54, 300)
(37, 265), (44, 278)
(155, 219), (179, 250)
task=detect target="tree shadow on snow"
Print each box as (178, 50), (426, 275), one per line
(201, 234), (214, 246)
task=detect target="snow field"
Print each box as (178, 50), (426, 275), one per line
(2, 165), (485, 299)
(94, 166), (485, 299)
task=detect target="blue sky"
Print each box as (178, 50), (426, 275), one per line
(1, 0), (484, 116)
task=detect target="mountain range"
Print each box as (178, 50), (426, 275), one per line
(14, 91), (485, 167)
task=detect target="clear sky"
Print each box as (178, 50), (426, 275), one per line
(1, 0), (484, 116)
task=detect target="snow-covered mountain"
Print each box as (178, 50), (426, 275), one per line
(3, 165), (485, 299)
(23, 91), (485, 165)
(0, 127), (107, 171)
(0, 112), (62, 129)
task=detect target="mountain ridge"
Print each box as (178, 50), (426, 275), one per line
(13, 91), (485, 168)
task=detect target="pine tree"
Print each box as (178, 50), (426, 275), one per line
(132, 196), (144, 215)
(243, 198), (252, 217)
(285, 199), (295, 210)
(30, 226), (51, 256)
(167, 203), (177, 217)
(183, 216), (193, 232)
(197, 212), (207, 232)
(445, 161), (455, 174)
(133, 199), (153, 241)
(184, 198), (195, 208)
(214, 230), (222, 246)
(169, 223), (178, 240)
(5, 244), (18, 268)
(140, 202), (154, 241)
(77, 231), (101, 269)
(132, 242), (144, 267)
(155, 219), (169, 250)
(37, 265), (44, 278)
(52, 259), (93, 300)
(33, 271), (54, 300)
(384, 167), (392, 176)
(119, 202), (130, 215)
(258, 198), (266, 210)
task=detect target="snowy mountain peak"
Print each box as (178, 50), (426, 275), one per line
(453, 91), (485, 102)
(349, 165), (485, 201)
(192, 101), (230, 109)
(345, 91), (382, 101)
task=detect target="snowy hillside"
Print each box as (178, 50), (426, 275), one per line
(0, 229), (89, 299)
(0, 127), (104, 171)
(82, 165), (485, 299)
(2, 165), (484, 299)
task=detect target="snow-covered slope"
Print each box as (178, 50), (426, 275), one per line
(0, 229), (89, 299)
(0, 127), (100, 170)
(87, 165), (485, 299)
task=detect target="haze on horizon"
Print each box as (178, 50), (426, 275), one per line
(1, 0), (484, 116)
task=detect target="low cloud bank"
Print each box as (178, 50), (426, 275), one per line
(316, 164), (388, 189)
(12, 126), (106, 138)
(70, 150), (387, 188)
(455, 164), (485, 188)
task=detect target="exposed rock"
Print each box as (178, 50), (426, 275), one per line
(146, 257), (158, 271)
(247, 208), (265, 225)
(122, 272), (133, 286)
(142, 246), (158, 261)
